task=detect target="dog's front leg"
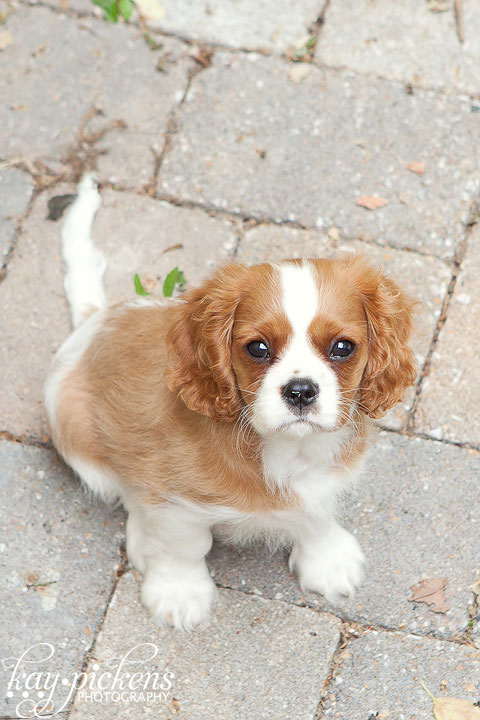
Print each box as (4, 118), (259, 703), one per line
(288, 517), (366, 603)
(126, 501), (216, 630)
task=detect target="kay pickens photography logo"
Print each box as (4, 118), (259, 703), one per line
(2, 642), (174, 718)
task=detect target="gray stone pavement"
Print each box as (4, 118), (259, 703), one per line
(70, 572), (341, 720)
(321, 630), (480, 718)
(0, 169), (33, 262)
(316, 0), (480, 97)
(0, 441), (124, 718)
(1, 0), (479, 718)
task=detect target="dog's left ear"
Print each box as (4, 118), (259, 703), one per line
(354, 260), (417, 418)
(165, 264), (248, 421)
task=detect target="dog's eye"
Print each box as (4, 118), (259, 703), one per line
(246, 340), (270, 360)
(330, 339), (355, 360)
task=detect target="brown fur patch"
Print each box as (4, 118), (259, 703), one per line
(309, 256), (416, 418)
(55, 300), (296, 512)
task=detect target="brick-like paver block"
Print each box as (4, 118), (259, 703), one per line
(0, 168), (33, 261)
(415, 227), (480, 446)
(150, 0), (325, 53)
(160, 53), (480, 258)
(0, 188), (238, 439)
(317, 0), (480, 97)
(0, 440), (124, 717)
(0, 6), (192, 186)
(322, 630), (480, 718)
(69, 572), (341, 720)
(95, 189), (239, 298)
(237, 225), (451, 429)
(209, 433), (480, 639)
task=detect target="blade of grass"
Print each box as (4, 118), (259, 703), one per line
(134, 273), (150, 296)
(163, 267), (179, 297)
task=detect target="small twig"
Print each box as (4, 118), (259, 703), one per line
(454, 0), (464, 44)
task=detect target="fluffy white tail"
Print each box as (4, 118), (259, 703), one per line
(62, 175), (107, 329)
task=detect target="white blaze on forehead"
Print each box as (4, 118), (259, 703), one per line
(277, 261), (339, 428)
(249, 260), (340, 436)
(279, 262), (320, 334)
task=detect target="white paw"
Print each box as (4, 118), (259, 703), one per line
(141, 569), (217, 631)
(289, 527), (365, 603)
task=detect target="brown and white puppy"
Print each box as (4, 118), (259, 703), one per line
(45, 177), (416, 630)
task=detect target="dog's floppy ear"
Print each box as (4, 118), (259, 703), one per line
(166, 264), (248, 421)
(352, 259), (417, 418)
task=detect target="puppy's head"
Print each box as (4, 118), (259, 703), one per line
(166, 257), (416, 434)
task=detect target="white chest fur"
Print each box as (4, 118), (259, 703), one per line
(262, 427), (359, 513)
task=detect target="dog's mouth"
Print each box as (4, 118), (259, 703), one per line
(277, 417), (330, 435)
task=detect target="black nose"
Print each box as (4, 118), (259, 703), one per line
(282, 379), (319, 409)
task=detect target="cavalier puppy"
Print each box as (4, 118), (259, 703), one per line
(46, 177), (416, 630)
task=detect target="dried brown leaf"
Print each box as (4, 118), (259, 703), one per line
(409, 578), (450, 614)
(47, 194), (76, 221)
(169, 697), (180, 714)
(421, 682), (480, 719)
(356, 195), (389, 211)
(191, 45), (214, 69)
(434, 697), (480, 719)
(408, 161), (426, 175)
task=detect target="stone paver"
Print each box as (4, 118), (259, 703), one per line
(237, 224), (452, 429)
(0, 440), (124, 717)
(317, 0), (480, 97)
(148, 0), (325, 53)
(160, 52), (480, 258)
(209, 432), (480, 639)
(95, 189), (238, 296)
(69, 571), (341, 720)
(0, 168), (33, 262)
(415, 227), (480, 446)
(0, 6), (192, 187)
(321, 629), (480, 718)
(1, 0), (480, 715)
(0, 187), (238, 439)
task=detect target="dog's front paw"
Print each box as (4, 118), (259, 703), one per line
(141, 569), (217, 631)
(289, 526), (365, 603)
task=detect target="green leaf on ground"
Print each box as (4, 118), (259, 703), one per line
(134, 273), (150, 296)
(92, 0), (119, 22)
(118, 0), (134, 20)
(163, 267), (186, 297)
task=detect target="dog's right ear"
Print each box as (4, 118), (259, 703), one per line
(165, 264), (249, 421)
